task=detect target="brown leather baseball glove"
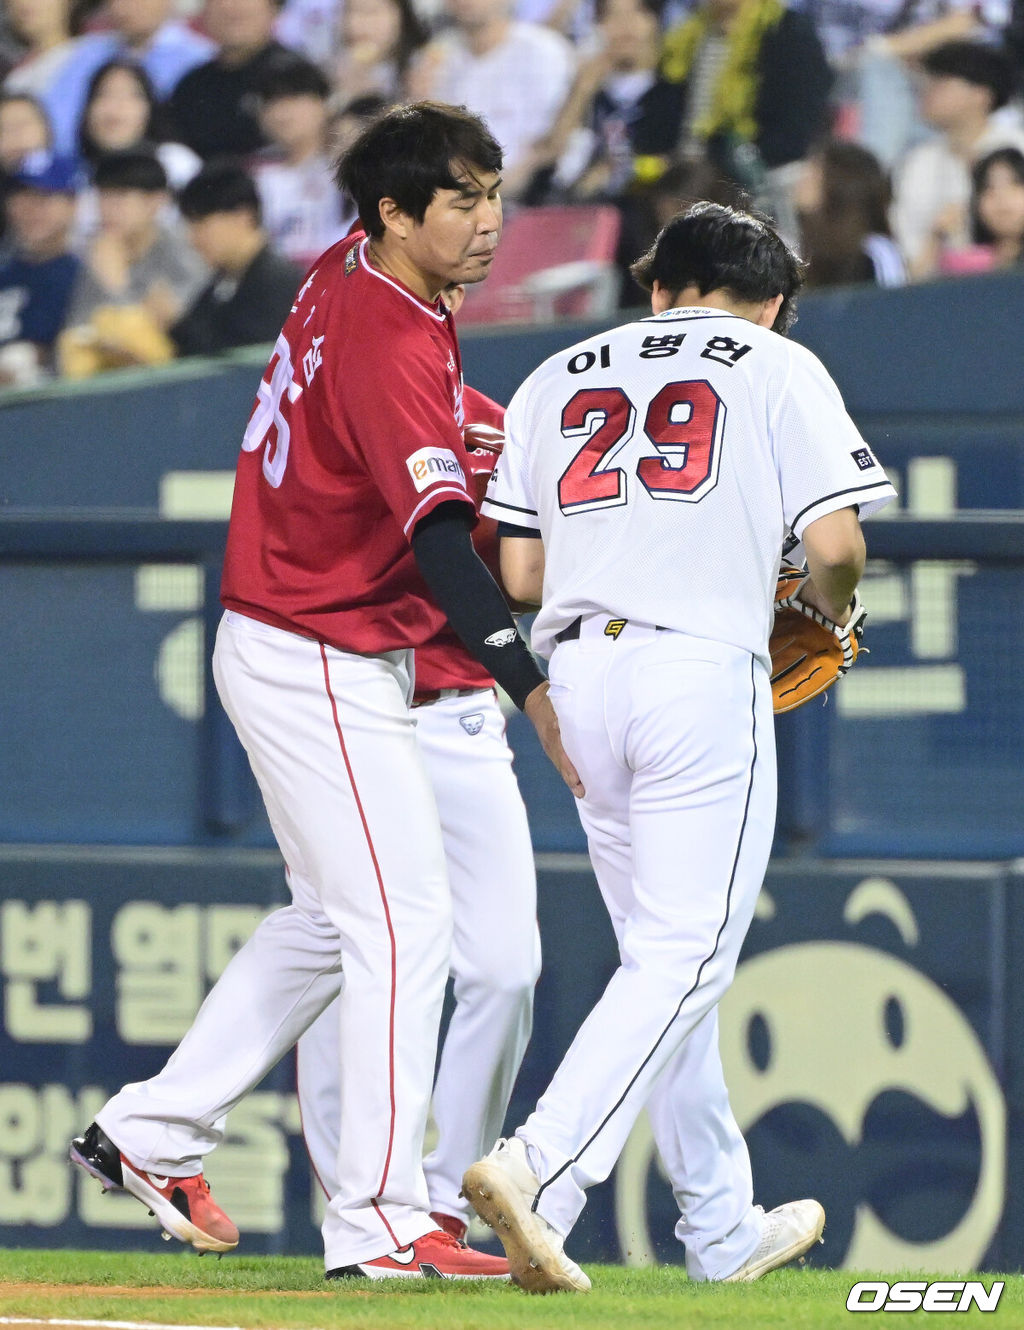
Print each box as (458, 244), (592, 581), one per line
(770, 566), (867, 713)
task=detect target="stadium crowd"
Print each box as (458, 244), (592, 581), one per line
(0, 0), (1022, 386)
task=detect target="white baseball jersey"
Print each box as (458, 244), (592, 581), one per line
(482, 306), (897, 659)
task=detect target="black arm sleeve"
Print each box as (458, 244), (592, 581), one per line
(412, 503), (545, 711)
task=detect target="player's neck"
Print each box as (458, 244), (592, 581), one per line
(656, 283), (772, 324)
(366, 238), (440, 305)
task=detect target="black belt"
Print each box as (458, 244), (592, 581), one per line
(555, 616), (667, 644)
(411, 686), (482, 707)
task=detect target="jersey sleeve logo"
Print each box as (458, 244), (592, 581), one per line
(851, 446), (878, 471)
(484, 627), (518, 646)
(406, 446), (467, 493)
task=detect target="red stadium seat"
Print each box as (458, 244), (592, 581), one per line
(458, 204), (622, 325)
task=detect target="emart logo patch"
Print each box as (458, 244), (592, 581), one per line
(406, 447), (466, 493)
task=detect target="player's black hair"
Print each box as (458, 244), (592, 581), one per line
(336, 101), (503, 238)
(921, 40), (1017, 111)
(630, 201), (805, 334)
(256, 52), (331, 104)
(92, 146), (168, 193)
(970, 145), (1024, 245)
(178, 159), (262, 223)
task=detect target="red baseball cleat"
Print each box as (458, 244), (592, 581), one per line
(70, 1121), (238, 1253)
(430, 1210), (468, 1242)
(327, 1227), (510, 1280)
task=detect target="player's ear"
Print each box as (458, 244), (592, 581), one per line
(757, 294), (785, 329)
(378, 196), (410, 240)
(651, 281), (673, 315)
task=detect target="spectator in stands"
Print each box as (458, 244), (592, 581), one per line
(78, 60), (202, 192)
(410, 0), (576, 198)
(26, 2), (215, 183)
(531, 0), (684, 203)
(65, 0), (217, 100)
(275, 0), (341, 68)
(58, 147), (208, 375)
(74, 59), (202, 247)
(971, 144), (1024, 263)
(630, 155), (745, 233)
(170, 159), (303, 355)
(795, 138), (906, 286)
(0, 151), (80, 386)
(1, 0), (97, 160)
(1008, 0), (1024, 73)
(326, 91), (389, 227)
(0, 91), (54, 252)
(333, 0), (428, 101)
(0, 9), (23, 83)
(940, 143), (1024, 269)
(890, 40), (1024, 278)
(328, 91), (392, 157)
(0, 91), (53, 172)
(660, 0), (833, 242)
(619, 156), (744, 297)
(795, 0), (1010, 168)
(251, 52), (348, 267)
(168, 0), (294, 161)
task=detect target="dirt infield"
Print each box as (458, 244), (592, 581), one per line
(0, 1285), (364, 1302)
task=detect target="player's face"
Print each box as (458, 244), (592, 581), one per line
(406, 167), (503, 291)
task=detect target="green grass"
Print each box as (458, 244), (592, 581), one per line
(1, 1251), (1023, 1329)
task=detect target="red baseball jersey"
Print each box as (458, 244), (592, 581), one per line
(414, 385), (505, 693)
(221, 235), (476, 654)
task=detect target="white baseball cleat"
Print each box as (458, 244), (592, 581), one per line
(720, 1199), (825, 1282)
(462, 1137), (591, 1294)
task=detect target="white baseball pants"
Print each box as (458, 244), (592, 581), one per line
(97, 610), (453, 1267)
(520, 617), (776, 1278)
(298, 689), (541, 1225)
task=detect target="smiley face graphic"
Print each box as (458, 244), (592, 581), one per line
(614, 879), (1006, 1270)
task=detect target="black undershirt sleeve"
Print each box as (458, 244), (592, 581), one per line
(411, 503), (545, 711)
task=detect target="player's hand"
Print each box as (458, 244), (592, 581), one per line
(794, 577), (854, 627)
(524, 681), (584, 799)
